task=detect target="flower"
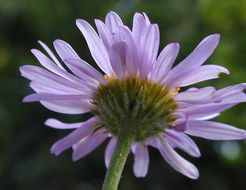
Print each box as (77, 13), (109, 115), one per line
(20, 11), (246, 180)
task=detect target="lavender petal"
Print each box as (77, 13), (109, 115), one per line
(150, 43), (179, 83)
(109, 41), (127, 80)
(45, 118), (83, 129)
(76, 19), (113, 76)
(50, 117), (99, 156)
(165, 129), (201, 157)
(72, 129), (108, 161)
(105, 137), (117, 168)
(139, 24), (160, 79)
(159, 140), (199, 179)
(185, 120), (246, 140)
(165, 34), (220, 84)
(133, 144), (149, 177)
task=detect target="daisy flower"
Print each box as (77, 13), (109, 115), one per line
(20, 11), (246, 183)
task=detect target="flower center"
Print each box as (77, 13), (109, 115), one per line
(91, 77), (178, 142)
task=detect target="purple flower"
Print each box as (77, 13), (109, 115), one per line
(20, 11), (246, 179)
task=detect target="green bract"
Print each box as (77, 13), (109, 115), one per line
(92, 77), (178, 142)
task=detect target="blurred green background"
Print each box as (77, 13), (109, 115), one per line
(1, 0), (246, 189)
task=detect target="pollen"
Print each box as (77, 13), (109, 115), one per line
(170, 87), (180, 95)
(91, 77), (178, 142)
(104, 74), (110, 80)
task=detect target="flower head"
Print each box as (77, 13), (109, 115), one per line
(20, 11), (246, 179)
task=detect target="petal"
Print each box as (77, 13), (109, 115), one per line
(63, 58), (107, 84)
(115, 26), (139, 76)
(50, 117), (99, 155)
(218, 92), (246, 104)
(173, 118), (188, 132)
(53, 39), (81, 60)
(212, 83), (246, 102)
(53, 40), (106, 84)
(23, 93), (90, 102)
(72, 129), (108, 161)
(147, 138), (159, 148)
(175, 87), (216, 103)
(139, 24), (160, 79)
(168, 65), (229, 88)
(159, 140), (199, 179)
(165, 129), (201, 157)
(40, 99), (92, 114)
(190, 113), (220, 120)
(179, 90), (246, 117)
(150, 43), (179, 83)
(95, 19), (113, 51)
(31, 49), (65, 76)
(63, 60), (99, 85)
(109, 41), (127, 79)
(45, 118), (83, 129)
(178, 92), (246, 110)
(165, 34), (220, 84)
(38, 40), (64, 69)
(132, 12), (150, 45)
(105, 11), (123, 35)
(31, 49), (94, 87)
(20, 65), (94, 93)
(133, 144), (149, 177)
(105, 137), (117, 168)
(76, 19), (113, 75)
(143, 12), (151, 25)
(179, 103), (237, 117)
(185, 120), (246, 140)
(173, 111), (187, 125)
(29, 81), (76, 94)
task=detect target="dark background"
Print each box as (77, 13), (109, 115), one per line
(1, 0), (246, 189)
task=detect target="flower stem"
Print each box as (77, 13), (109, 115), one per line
(102, 133), (135, 190)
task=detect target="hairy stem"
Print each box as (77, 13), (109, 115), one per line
(102, 133), (134, 190)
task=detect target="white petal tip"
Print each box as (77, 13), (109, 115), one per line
(215, 66), (230, 76)
(22, 97), (30, 103)
(22, 94), (38, 103)
(194, 152), (201, 158)
(167, 42), (180, 49)
(72, 155), (79, 162)
(190, 173), (200, 180)
(54, 152), (60, 156)
(44, 118), (54, 126)
(76, 19), (85, 26)
(108, 11), (117, 15)
(224, 70), (230, 75)
(211, 33), (220, 39)
(187, 167), (200, 180)
(242, 131), (246, 138)
(72, 151), (83, 162)
(30, 48), (38, 54)
(221, 67), (230, 75)
(135, 174), (147, 178)
(50, 144), (61, 156)
(203, 34), (220, 44)
(94, 18), (100, 23)
(173, 42), (180, 47)
(50, 149), (56, 155)
(37, 40), (45, 46)
(134, 12), (142, 16)
(50, 149), (60, 156)
(53, 39), (63, 46)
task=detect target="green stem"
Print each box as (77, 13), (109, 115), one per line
(102, 133), (135, 190)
